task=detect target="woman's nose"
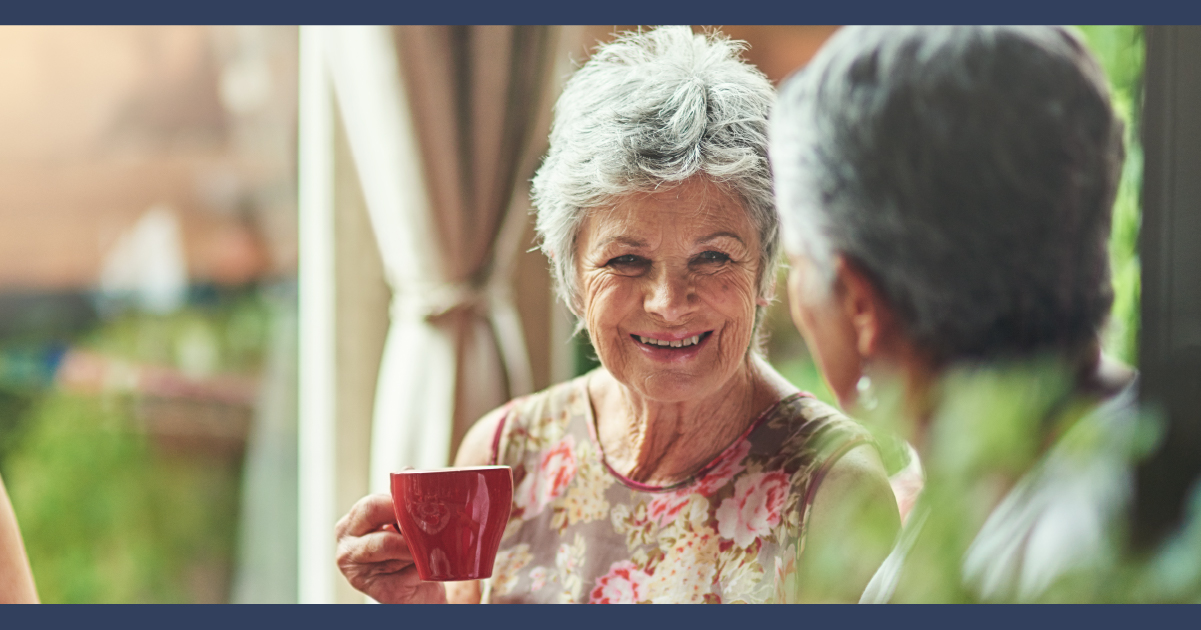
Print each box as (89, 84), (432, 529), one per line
(644, 268), (694, 322)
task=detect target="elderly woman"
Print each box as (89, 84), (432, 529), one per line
(335, 26), (899, 604)
(771, 25), (1138, 602)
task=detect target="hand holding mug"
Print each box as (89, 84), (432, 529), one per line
(334, 493), (448, 604)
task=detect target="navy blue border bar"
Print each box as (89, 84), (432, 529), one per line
(4, 0), (1201, 26)
(0, 601), (1192, 627)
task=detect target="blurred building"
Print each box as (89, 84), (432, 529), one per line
(0, 26), (297, 295)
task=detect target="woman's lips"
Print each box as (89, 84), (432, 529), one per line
(629, 331), (713, 361)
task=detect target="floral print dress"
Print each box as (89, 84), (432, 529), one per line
(485, 370), (873, 604)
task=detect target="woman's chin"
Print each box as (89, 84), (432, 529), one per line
(601, 332), (746, 403)
(628, 371), (724, 404)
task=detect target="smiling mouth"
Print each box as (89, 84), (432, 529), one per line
(631, 331), (713, 349)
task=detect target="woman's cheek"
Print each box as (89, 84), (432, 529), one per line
(582, 274), (635, 368)
(707, 269), (758, 324)
(583, 275), (624, 325)
(701, 269), (758, 361)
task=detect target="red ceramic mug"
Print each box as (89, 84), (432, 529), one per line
(390, 466), (513, 582)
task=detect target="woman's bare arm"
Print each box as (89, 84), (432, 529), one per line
(797, 444), (901, 603)
(0, 472), (38, 604)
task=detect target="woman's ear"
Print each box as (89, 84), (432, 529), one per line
(756, 268), (777, 308)
(756, 285), (773, 307)
(832, 256), (891, 360)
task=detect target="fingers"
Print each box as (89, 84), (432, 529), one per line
(338, 529), (414, 567)
(336, 493), (398, 538)
(335, 494), (416, 596)
(365, 563), (448, 605)
(334, 490), (450, 604)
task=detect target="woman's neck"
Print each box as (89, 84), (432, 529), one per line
(589, 355), (791, 486)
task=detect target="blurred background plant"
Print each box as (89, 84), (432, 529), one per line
(1077, 25), (1144, 368)
(1, 292), (266, 602)
(0, 289), (285, 602)
(0, 26), (298, 603)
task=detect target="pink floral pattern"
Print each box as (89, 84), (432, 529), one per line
(528, 566), (549, 591)
(486, 376), (871, 604)
(590, 561), (651, 604)
(646, 524), (720, 603)
(646, 441), (750, 528)
(514, 435), (578, 519)
(715, 471), (791, 549)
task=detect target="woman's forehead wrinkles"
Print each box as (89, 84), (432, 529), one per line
(580, 179), (756, 253)
(596, 235), (648, 249)
(591, 220), (747, 250)
(697, 231), (746, 246)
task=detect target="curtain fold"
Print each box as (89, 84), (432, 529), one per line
(324, 25), (554, 490)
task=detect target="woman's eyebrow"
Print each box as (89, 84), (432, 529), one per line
(598, 235), (647, 249)
(696, 231), (746, 246)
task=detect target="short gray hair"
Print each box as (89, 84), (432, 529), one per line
(532, 26), (778, 318)
(771, 26), (1124, 365)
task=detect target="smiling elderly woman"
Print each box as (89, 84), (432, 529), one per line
(334, 26), (899, 604)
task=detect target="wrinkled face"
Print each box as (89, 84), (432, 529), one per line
(786, 251), (862, 410)
(577, 177), (764, 402)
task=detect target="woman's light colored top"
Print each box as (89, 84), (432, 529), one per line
(484, 370), (871, 603)
(860, 378), (1142, 603)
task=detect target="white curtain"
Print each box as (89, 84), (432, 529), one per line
(323, 25), (540, 492)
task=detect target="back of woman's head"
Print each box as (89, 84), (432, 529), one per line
(533, 26), (777, 315)
(772, 25), (1125, 366)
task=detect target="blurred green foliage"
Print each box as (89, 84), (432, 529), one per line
(6, 394), (242, 603)
(0, 289), (272, 603)
(1077, 25), (1144, 367)
(856, 355), (1195, 603)
(87, 293), (271, 378)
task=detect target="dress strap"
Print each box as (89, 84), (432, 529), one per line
(488, 401), (515, 466)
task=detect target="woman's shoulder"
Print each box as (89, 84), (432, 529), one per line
(505, 372), (592, 428)
(457, 373), (592, 467)
(488, 371), (595, 466)
(762, 393), (876, 465)
(750, 358), (874, 464)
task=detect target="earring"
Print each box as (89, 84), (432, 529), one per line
(856, 374), (878, 411)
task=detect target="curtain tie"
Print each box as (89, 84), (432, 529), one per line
(390, 278), (512, 322)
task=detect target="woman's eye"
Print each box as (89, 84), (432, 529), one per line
(606, 254), (647, 268)
(697, 251), (731, 264)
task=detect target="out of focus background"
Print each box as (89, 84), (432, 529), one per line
(0, 25), (1150, 603)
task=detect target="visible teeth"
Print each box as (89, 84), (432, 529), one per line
(638, 335), (704, 348)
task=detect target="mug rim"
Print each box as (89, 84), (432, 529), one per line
(390, 465), (510, 476)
